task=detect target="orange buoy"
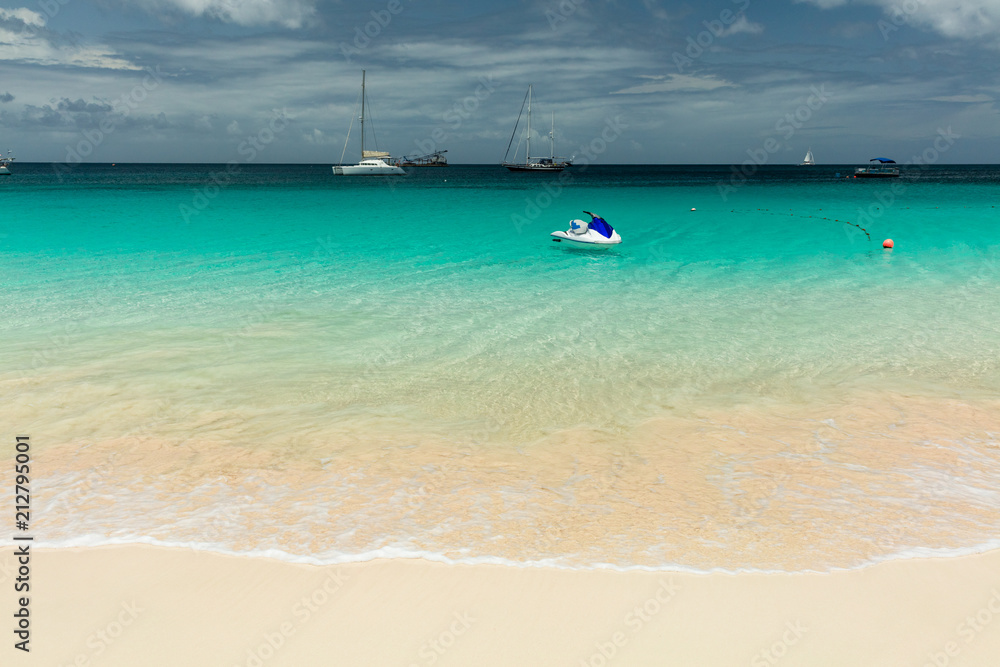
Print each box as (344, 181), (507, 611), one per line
(883, 239), (894, 249)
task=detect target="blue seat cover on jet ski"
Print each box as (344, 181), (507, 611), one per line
(590, 218), (614, 238)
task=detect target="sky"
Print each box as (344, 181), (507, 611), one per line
(0, 0), (998, 164)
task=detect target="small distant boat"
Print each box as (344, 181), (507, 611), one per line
(394, 150), (448, 167)
(550, 213), (621, 249)
(0, 150), (14, 175)
(854, 158), (900, 178)
(502, 85), (572, 172)
(799, 149), (815, 166)
(332, 70), (405, 176)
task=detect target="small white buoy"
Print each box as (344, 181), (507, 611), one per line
(691, 208), (696, 212)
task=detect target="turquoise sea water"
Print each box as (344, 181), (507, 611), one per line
(2, 163), (999, 571)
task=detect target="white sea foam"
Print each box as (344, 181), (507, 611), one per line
(30, 534), (1000, 576)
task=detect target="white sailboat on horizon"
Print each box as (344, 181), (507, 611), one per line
(332, 70), (405, 176)
(799, 149), (816, 166)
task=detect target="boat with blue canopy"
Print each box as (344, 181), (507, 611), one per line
(854, 158), (899, 178)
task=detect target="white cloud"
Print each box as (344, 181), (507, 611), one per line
(906, 1), (1000, 39)
(0, 7), (46, 27)
(795, 0), (848, 8)
(927, 94), (994, 102)
(796, 0), (1000, 40)
(122, 0), (317, 29)
(611, 74), (735, 94)
(304, 128), (337, 145)
(720, 15), (764, 36)
(0, 17), (140, 70)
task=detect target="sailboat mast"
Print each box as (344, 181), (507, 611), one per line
(360, 70), (366, 158)
(526, 85), (532, 161)
(550, 112), (555, 159)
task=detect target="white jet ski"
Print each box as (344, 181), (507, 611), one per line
(550, 213), (621, 249)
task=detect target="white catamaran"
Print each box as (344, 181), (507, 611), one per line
(799, 149), (815, 166)
(332, 71), (404, 176)
(501, 85), (572, 172)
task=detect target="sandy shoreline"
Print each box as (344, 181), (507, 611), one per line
(22, 392), (1000, 573)
(3, 545), (999, 666)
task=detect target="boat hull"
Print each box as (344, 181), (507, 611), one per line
(550, 230), (621, 249)
(503, 158), (572, 173)
(505, 164), (568, 172)
(0, 167), (9, 175)
(332, 164), (405, 176)
(853, 172), (899, 179)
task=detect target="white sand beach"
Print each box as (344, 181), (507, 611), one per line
(4, 545), (1000, 666)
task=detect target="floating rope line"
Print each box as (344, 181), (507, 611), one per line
(733, 209), (871, 242)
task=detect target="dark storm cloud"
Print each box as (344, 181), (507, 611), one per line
(0, 1), (997, 162)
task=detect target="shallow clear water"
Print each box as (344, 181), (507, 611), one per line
(2, 163), (999, 571)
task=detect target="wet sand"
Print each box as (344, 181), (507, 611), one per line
(24, 392), (1000, 571)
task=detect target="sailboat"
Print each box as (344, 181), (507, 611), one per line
(501, 85), (572, 172)
(332, 70), (404, 176)
(799, 149), (815, 166)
